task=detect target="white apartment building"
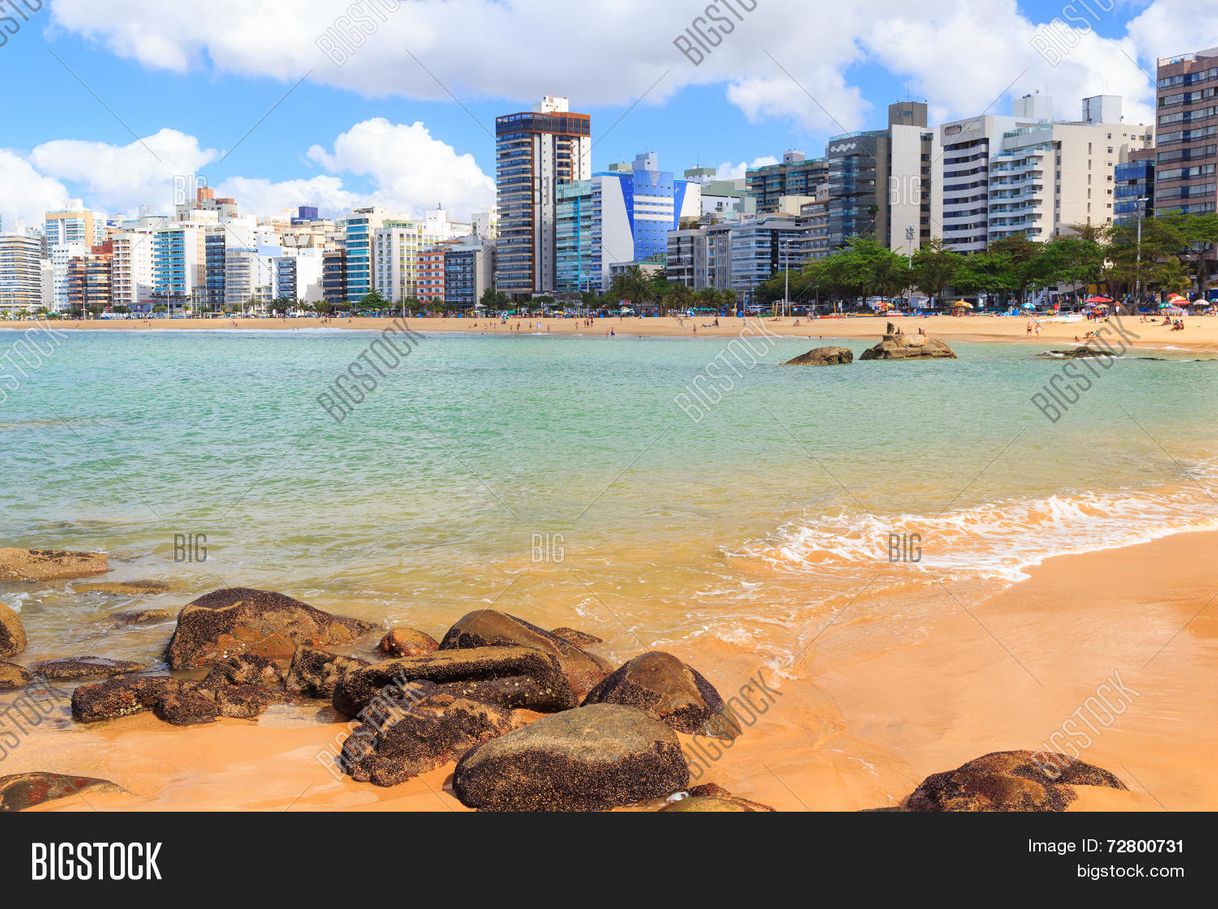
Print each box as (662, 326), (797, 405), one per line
(373, 209), (472, 303)
(0, 233), (45, 313)
(110, 230), (156, 309)
(44, 201), (106, 311)
(272, 248), (324, 303)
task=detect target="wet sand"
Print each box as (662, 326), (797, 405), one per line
(14, 529), (1216, 812)
(25, 314), (1218, 353)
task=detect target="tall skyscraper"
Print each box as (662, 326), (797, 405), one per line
(495, 96), (591, 298)
(1155, 47), (1218, 216)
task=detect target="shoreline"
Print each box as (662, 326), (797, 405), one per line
(10, 314), (1218, 352)
(10, 526), (1216, 812)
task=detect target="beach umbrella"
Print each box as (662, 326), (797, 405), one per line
(952, 300), (973, 309)
(1022, 302), (1036, 310)
(1085, 295), (1112, 304)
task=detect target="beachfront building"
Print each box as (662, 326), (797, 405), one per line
(555, 152), (699, 294)
(988, 98), (1153, 243)
(45, 202), (105, 311)
(271, 249), (324, 304)
(495, 96), (592, 298)
(1155, 47), (1218, 216)
(373, 209), (472, 304)
(444, 237), (495, 310)
(110, 229), (156, 311)
(151, 220), (212, 313)
(667, 213), (812, 300)
(322, 248), (347, 308)
(746, 151), (829, 214)
(1115, 149), (1156, 225)
(0, 232), (44, 313)
(65, 242), (114, 314)
(343, 207), (386, 305)
(417, 244), (450, 303)
(826, 102), (934, 255)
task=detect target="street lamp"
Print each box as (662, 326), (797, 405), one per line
(1134, 196), (1150, 309)
(905, 225), (916, 309)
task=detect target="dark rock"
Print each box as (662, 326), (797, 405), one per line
(0, 772), (122, 812)
(153, 685), (220, 726)
(377, 628), (439, 658)
(906, 750), (1127, 812)
(583, 651), (741, 739)
(1043, 347), (1115, 360)
(285, 646), (369, 698)
(71, 676), (180, 723)
(440, 610), (611, 698)
(112, 608), (175, 626)
(434, 675), (564, 711)
(166, 587), (376, 670)
(549, 627), (603, 647)
(201, 653), (287, 689)
(340, 681), (514, 787)
(783, 346), (854, 366)
(0, 600), (27, 658)
(213, 684), (287, 719)
(453, 704), (690, 812)
(0, 548), (109, 582)
(79, 579), (176, 596)
(31, 657), (147, 680)
(859, 333), (957, 361)
(0, 660), (31, 690)
(333, 646), (576, 717)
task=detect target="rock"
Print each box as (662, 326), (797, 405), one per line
(340, 681), (514, 787)
(31, 657), (147, 680)
(0, 772), (122, 812)
(166, 587), (376, 670)
(453, 704), (690, 812)
(1043, 347), (1115, 359)
(549, 627), (603, 647)
(859, 333), (957, 361)
(112, 608), (175, 626)
(377, 628), (439, 658)
(0, 548), (109, 581)
(0, 601), (27, 658)
(783, 346), (854, 366)
(213, 684), (287, 719)
(153, 685), (221, 726)
(71, 676), (180, 723)
(440, 610), (611, 698)
(78, 579), (175, 595)
(434, 676), (567, 711)
(0, 660), (31, 690)
(583, 651), (741, 739)
(333, 646), (576, 717)
(906, 750), (1127, 812)
(201, 653), (287, 689)
(286, 646), (369, 698)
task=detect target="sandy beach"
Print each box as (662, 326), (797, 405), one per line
(11, 528), (1214, 812)
(25, 313), (1218, 353)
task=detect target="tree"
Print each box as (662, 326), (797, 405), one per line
(912, 239), (961, 305)
(360, 290), (390, 312)
(479, 287), (509, 310)
(988, 236), (1045, 304)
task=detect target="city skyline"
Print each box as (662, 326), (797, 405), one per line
(2, 0), (1217, 227)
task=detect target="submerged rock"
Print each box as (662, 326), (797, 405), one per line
(340, 681), (514, 787)
(0, 601), (27, 658)
(0, 660), (31, 690)
(78, 579), (176, 596)
(333, 646), (575, 717)
(453, 704), (690, 812)
(31, 657), (147, 680)
(166, 587), (376, 670)
(905, 750), (1127, 812)
(377, 628), (439, 658)
(0, 772), (123, 812)
(859, 333), (956, 361)
(783, 346), (854, 366)
(112, 608), (176, 626)
(583, 651), (741, 739)
(285, 646), (369, 698)
(440, 610), (611, 698)
(0, 548), (109, 582)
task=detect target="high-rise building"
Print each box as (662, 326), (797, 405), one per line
(1115, 149), (1156, 224)
(1155, 47), (1218, 216)
(343, 207), (386, 304)
(417, 244), (450, 303)
(66, 242), (114, 315)
(0, 232), (44, 313)
(666, 214), (812, 299)
(495, 96), (592, 298)
(45, 201), (105, 311)
(444, 237), (495, 310)
(152, 221), (212, 312)
(110, 230), (156, 311)
(373, 209), (472, 303)
(746, 151), (829, 213)
(322, 249), (348, 307)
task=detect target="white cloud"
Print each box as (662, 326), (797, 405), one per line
(715, 156), (779, 181)
(0, 151), (70, 230)
(46, 0), (1199, 136)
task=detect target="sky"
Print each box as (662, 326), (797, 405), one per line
(1, 0), (1216, 228)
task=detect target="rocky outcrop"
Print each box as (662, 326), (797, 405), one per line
(78, 579), (176, 596)
(71, 676), (179, 723)
(333, 646), (575, 717)
(1042, 347), (1116, 359)
(377, 628), (439, 658)
(783, 346), (854, 367)
(0, 661), (31, 690)
(339, 681), (514, 787)
(166, 588), (376, 670)
(583, 651), (740, 739)
(285, 646), (369, 698)
(71, 674), (288, 725)
(201, 653), (287, 689)
(0, 548), (108, 581)
(0, 772), (122, 812)
(859, 333), (956, 361)
(153, 685), (221, 726)
(905, 751), (1127, 812)
(662, 783), (776, 812)
(112, 608), (175, 626)
(0, 601), (26, 658)
(440, 610), (611, 698)
(31, 657), (147, 680)
(453, 704), (689, 812)
(549, 627), (603, 647)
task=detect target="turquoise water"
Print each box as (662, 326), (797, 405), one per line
(3, 328), (1218, 667)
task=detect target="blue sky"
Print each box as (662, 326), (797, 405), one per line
(0, 0), (1211, 224)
